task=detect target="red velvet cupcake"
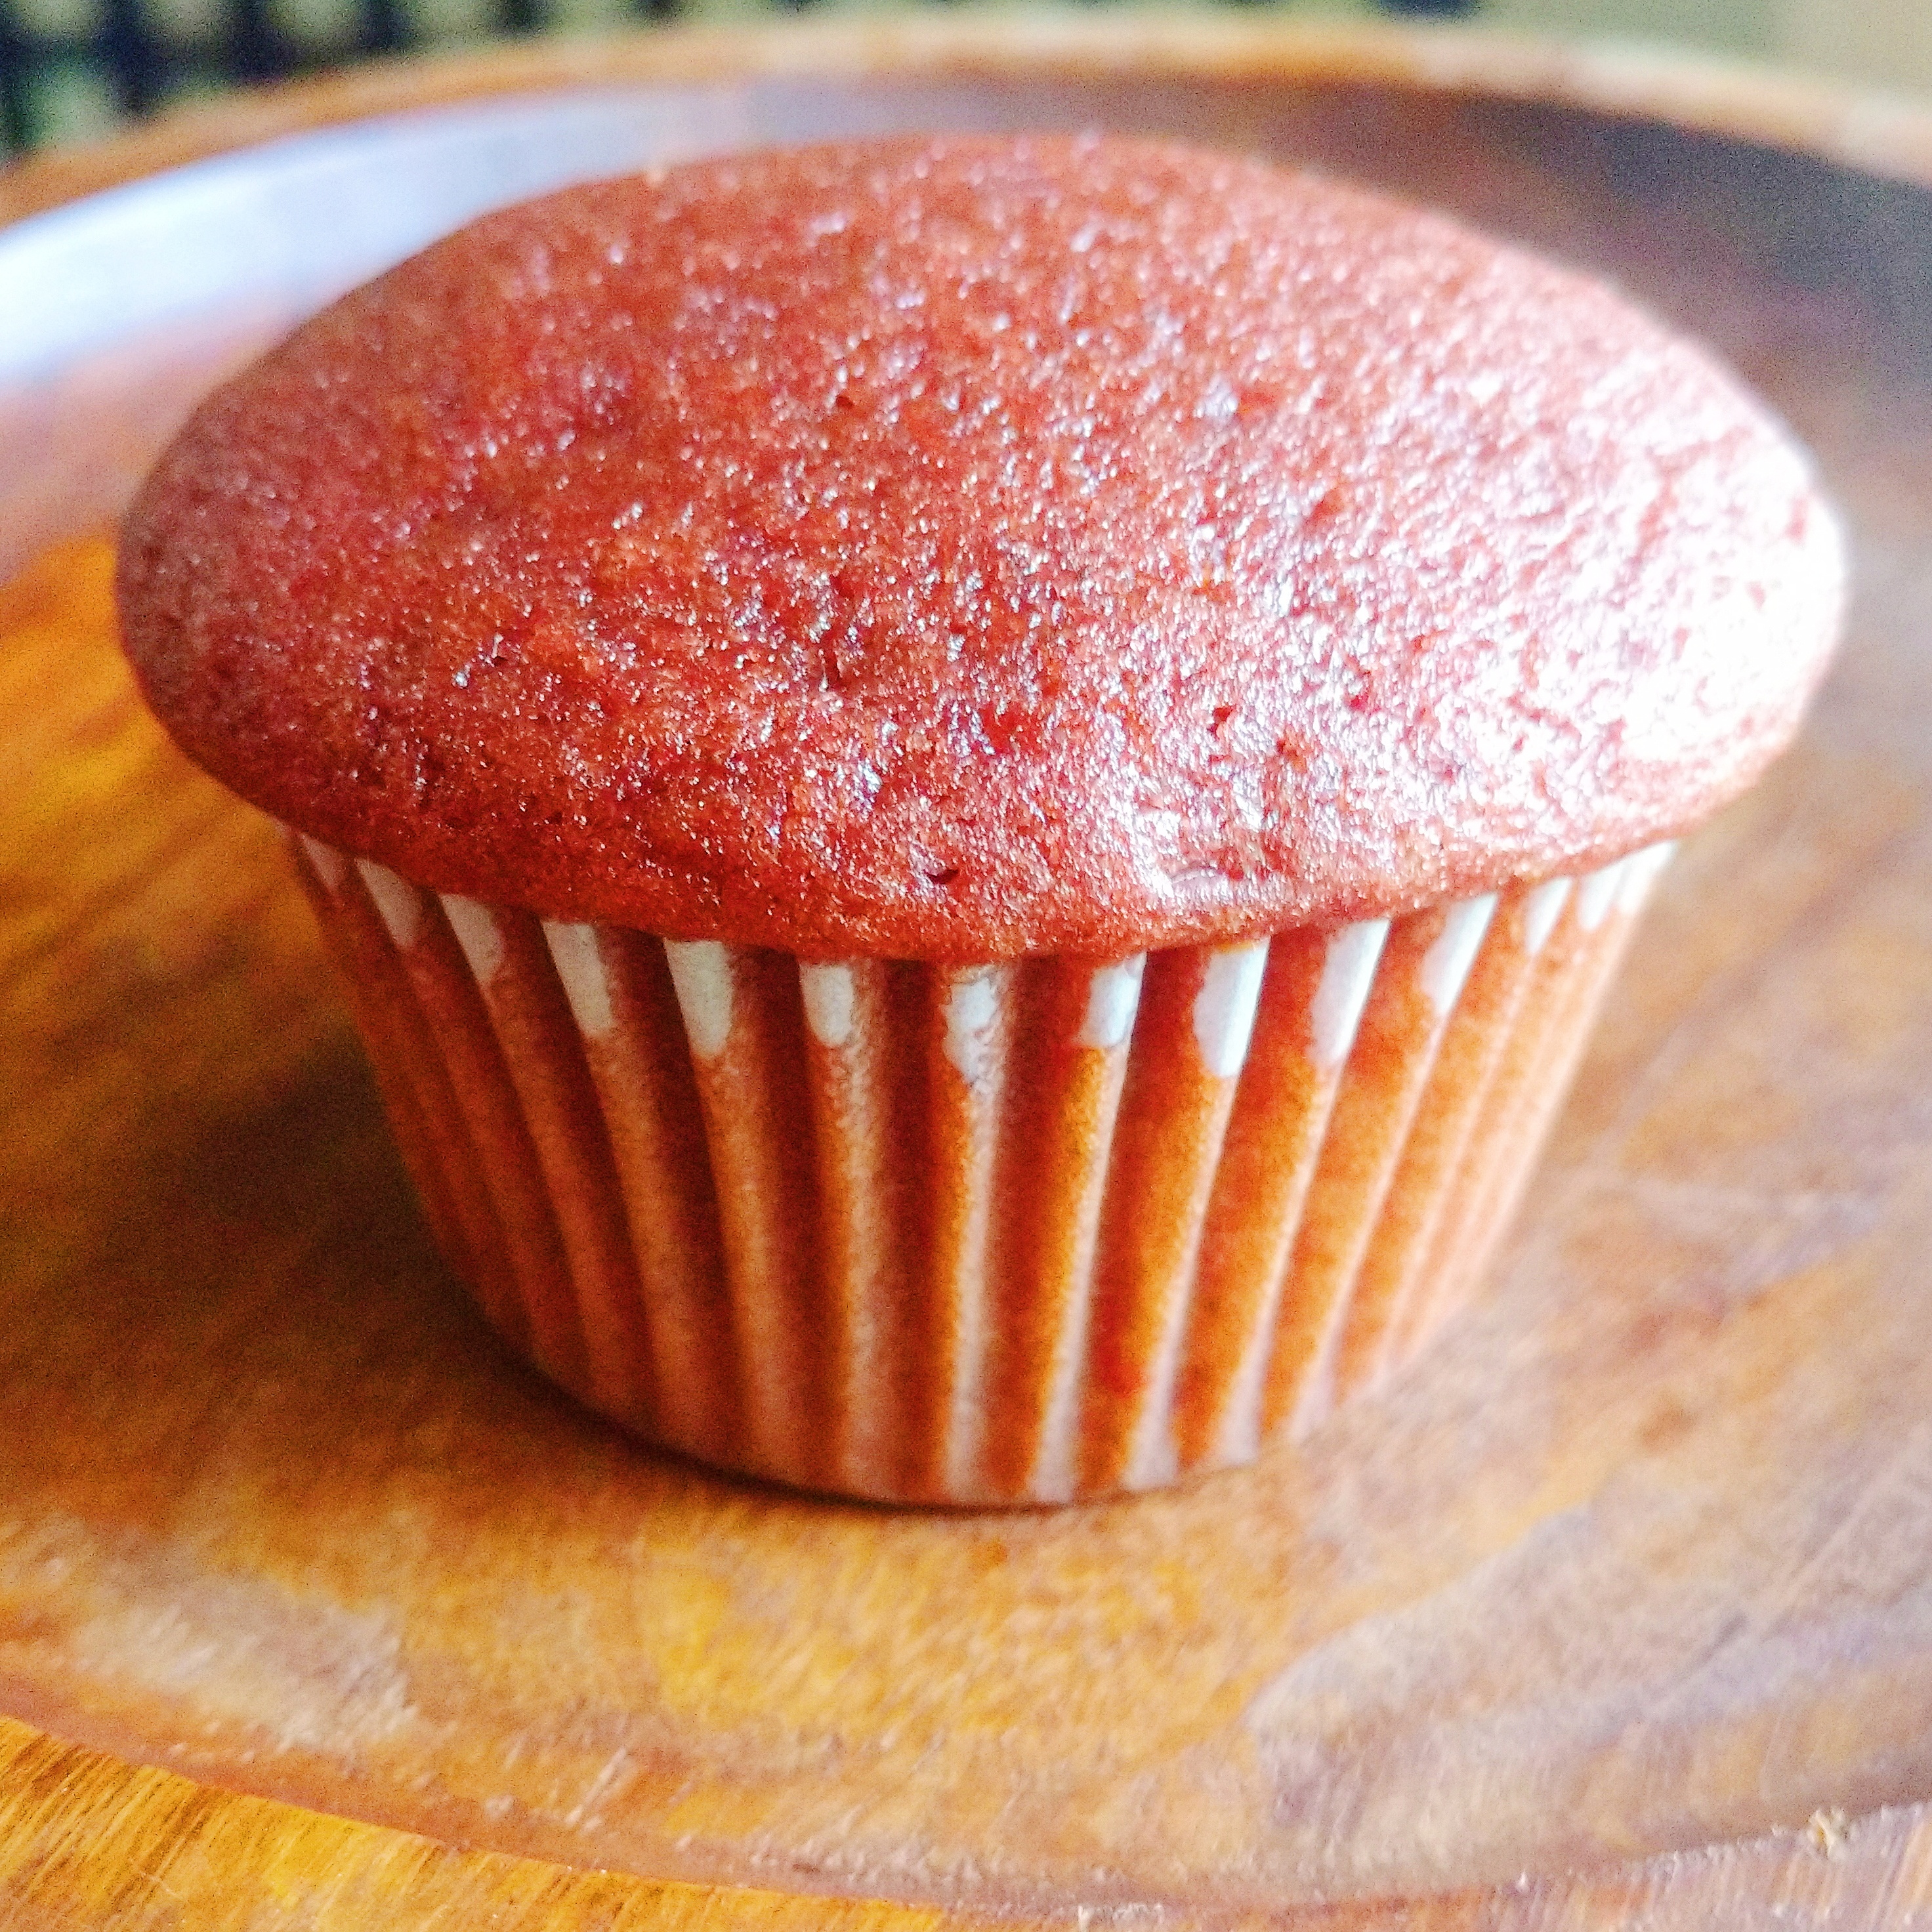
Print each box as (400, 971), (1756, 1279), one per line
(117, 135), (1843, 1502)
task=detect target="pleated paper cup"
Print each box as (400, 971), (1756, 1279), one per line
(292, 836), (1672, 1504)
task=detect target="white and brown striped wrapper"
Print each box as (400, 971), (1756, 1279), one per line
(292, 837), (1672, 1504)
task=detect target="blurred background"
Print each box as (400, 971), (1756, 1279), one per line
(3, 0), (1929, 157)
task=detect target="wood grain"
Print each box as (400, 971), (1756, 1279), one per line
(9, 1710), (1932, 1932)
(8, 26), (1932, 1927)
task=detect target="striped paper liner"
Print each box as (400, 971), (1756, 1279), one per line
(291, 837), (1671, 1504)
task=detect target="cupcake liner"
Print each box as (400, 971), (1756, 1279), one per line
(292, 835), (1671, 1504)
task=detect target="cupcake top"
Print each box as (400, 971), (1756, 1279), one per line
(119, 135), (1842, 959)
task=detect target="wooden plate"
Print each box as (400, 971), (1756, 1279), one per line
(7, 21), (1932, 1926)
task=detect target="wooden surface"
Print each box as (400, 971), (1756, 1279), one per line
(12, 14), (1932, 232)
(8, 25), (1932, 1927)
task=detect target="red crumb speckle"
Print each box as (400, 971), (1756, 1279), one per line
(118, 135), (1843, 957)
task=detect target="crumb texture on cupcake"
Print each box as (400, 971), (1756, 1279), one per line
(119, 135), (1841, 958)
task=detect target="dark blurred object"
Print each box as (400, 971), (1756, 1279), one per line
(0, 0), (677, 153)
(0, 0), (1471, 157)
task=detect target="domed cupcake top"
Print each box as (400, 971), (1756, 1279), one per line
(119, 135), (1841, 958)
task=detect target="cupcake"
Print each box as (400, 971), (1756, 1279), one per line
(116, 135), (1842, 1503)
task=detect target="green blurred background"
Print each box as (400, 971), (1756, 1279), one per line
(3, 0), (1929, 158)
